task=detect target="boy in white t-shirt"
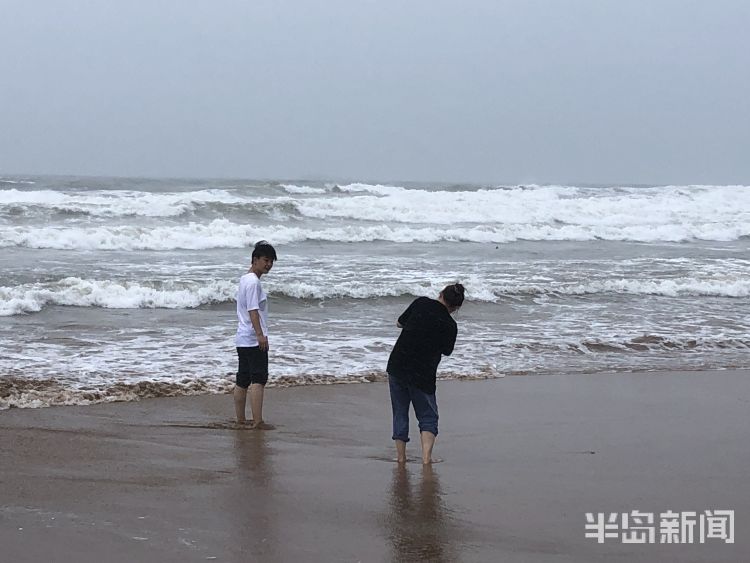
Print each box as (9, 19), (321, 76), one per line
(234, 240), (277, 428)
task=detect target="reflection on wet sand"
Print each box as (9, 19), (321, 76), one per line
(230, 431), (278, 561)
(384, 464), (457, 562)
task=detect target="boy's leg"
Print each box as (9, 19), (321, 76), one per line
(249, 383), (265, 427)
(410, 387), (439, 464)
(234, 347), (252, 424)
(249, 347), (271, 429)
(233, 385), (248, 424)
(388, 375), (411, 463)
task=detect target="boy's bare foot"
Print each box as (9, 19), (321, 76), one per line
(251, 421), (275, 430)
(231, 420), (255, 430)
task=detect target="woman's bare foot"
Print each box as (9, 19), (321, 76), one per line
(395, 439), (407, 464)
(422, 457), (444, 465)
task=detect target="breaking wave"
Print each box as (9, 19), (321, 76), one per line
(3, 221), (750, 251)
(0, 278), (236, 315)
(3, 276), (748, 315)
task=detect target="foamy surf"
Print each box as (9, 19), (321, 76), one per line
(0, 373), (392, 410)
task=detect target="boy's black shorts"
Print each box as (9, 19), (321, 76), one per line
(236, 346), (269, 387)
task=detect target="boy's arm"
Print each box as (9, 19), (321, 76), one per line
(249, 309), (268, 351)
(246, 281), (267, 350)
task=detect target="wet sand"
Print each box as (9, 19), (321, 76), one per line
(1, 370), (748, 562)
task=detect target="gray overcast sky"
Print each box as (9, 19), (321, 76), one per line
(1, 0), (748, 184)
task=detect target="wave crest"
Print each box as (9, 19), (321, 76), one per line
(0, 278), (236, 315)
(3, 275), (748, 315)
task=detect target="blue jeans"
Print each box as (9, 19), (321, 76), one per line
(388, 374), (439, 442)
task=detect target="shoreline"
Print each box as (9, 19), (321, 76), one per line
(1, 370), (748, 561)
(2, 366), (745, 411)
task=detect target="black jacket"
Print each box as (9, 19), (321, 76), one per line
(386, 297), (457, 394)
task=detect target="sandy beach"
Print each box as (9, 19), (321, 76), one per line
(1, 370), (748, 562)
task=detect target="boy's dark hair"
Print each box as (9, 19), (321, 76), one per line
(252, 240), (277, 261)
(442, 282), (465, 308)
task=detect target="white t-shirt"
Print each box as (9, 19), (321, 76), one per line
(235, 272), (268, 347)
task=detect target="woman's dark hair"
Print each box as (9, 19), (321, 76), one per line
(252, 240), (277, 261)
(442, 282), (465, 308)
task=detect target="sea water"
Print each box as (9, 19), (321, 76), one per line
(1, 176), (748, 408)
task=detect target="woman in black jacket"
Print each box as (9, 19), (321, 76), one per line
(386, 283), (465, 464)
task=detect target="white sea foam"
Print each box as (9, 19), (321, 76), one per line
(295, 183), (750, 228)
(280, 184), (326, 194)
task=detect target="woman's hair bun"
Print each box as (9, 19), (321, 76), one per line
(442, 282), (465, 308)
